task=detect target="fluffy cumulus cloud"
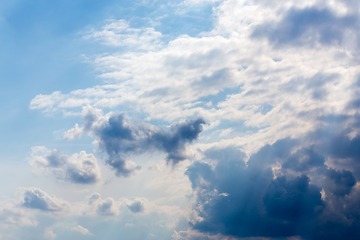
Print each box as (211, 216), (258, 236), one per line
(20, 188), (70, 213)
(22, 0), (360, 239)
(87, 192), (120, 216)
(0, 187), (71, 230)
(64, 106), (205, 176)
(186, 119), (360, 239)
(29, 146), (102, 184)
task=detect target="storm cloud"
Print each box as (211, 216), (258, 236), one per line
(186, 121), (360, 240)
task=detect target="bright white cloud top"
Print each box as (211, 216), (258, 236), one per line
(1, 0), (360, 239)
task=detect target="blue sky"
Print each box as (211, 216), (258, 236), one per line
(1, 0), (360, 239)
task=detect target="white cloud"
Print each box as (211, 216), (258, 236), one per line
(219, 127), (233, 137)
(44, 228), (56, 239)
(0, 187), (71, 229)
(85, 192), (183, 228)
(0, 205), (37, 228)
(29, 147), (102, 184)
(71, 225), (93, 235)
(87, 193), (120, 216)
(185, 0), (221, 4)
(125, 223), (134, 228)
(0, 185), (187, 239)
(19, 187), (70, 213)
(84, 19), (163, 51)
(120, 197), (183, 229)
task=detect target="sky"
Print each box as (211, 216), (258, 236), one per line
(1, 0), (360, 239)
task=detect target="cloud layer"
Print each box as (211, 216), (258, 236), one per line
(29, 0), (360, 160)
(21, 0), (360, 239)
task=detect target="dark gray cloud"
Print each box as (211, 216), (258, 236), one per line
(186, 117), (360, 240)
(30, 149), (101, 184)
(324, 135), (360, 161)
(79, 109), (206, 176)
(264, 175), (324, 223)
(252, 7), (360, 49)
(21, 188), (69, 212)
(310, 123), (360, 180)
(186, 144), (321, 239)
(324, 169), (356, 197)
(282, 147), (325, 172)
(127, 201), (144, 213)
